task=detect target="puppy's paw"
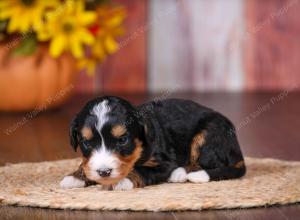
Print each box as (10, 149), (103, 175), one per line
(187, 170), (210, 183)
(113, 178), (134, 191)
(168, 167), (187, 183)
(60, 176), (85, 189)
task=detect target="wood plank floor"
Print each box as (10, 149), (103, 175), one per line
(0, 92), (299, 219)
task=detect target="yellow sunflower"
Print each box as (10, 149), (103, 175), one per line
(92, 6), (126, 60)
(78, 57), (98, 76)
(78, 6), (126, 75)
(37, 0), (96, 58)
(0, 0), (59, 33)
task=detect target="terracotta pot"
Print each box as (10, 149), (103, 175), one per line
(0, 44), (77, 112)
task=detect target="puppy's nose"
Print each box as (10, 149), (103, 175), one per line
(97, 168), (112, 177)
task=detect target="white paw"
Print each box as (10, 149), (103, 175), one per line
(187, 170), (210, 183)
(60, 176), (85, 189)
(168, 167), (187, 183)
(113, 178), (134, 191)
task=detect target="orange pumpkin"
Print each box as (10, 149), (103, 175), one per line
(0, 44), (77, 112)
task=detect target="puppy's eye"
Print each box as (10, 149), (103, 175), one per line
(117, 136), (128, 146)
(82, 140), (91, 149)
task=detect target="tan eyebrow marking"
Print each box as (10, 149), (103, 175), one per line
(111, 124), (127, 137)
(81, 127), (93, 140)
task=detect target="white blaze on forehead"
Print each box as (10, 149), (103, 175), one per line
(92, 100), (110, 133)
(88, 100), (120, 180)
(89, 100), (120, 180)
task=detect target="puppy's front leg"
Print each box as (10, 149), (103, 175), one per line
(60, 164), (96, 189)
(113, 161), (175, 190)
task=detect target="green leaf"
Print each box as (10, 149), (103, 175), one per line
(12, 33), (37, 56)
(85, 0), (111, 10)
(0, 20), (8, 32)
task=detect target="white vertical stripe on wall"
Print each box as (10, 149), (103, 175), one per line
(148, 0), (190, 91)
(148, 0), (245, 92)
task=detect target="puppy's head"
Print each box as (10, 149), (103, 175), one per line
(70, 96), (144, 185)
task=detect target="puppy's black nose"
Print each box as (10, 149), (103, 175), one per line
(97, 168), (112, 177)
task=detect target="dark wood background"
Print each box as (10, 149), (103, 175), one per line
(73, 0), (300, 93)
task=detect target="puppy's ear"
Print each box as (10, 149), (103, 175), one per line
(69, 115), (79, 151)
(139, 117), (156, 146)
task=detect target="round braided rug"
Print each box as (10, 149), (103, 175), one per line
(0, 157), (300, 211)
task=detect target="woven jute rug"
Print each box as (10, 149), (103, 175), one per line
(0, 157), (300, 211)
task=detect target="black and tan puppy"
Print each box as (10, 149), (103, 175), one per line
(60, 96), (246, 190)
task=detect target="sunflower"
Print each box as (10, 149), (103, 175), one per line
(0, 0), (59, 33)
(78, 6), (126, 75)
(92, 6), (126, 60)
(78, 57), (98, 76)
(37, 0), (96, 58)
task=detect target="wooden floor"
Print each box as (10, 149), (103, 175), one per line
(0, 92), (299, 219)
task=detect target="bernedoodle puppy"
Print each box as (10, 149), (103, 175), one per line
(60, 96), (246, 190)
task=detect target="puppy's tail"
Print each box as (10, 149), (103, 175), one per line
(206, 162), (246, 181)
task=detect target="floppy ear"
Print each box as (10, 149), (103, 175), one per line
(69, 116), (79, 151)
(139, 117), (156, 146)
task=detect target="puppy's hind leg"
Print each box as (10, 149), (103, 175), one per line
(168, 167), (188, 183)
(186, 112), (246, 182)
(187, 170), (210, 183)
(187, 163), (246, 183)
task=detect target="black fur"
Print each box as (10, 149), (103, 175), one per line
(69, 96), (246, 187)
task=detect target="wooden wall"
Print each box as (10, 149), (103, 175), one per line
(74, 0), (300, 93)
(149, 0), (300, 92)
(75, 0), (147, 94)
(149, 0), (245, 92)
(245, 0), (300, 90)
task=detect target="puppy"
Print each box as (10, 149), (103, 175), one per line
(60, 96), (246, 190)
